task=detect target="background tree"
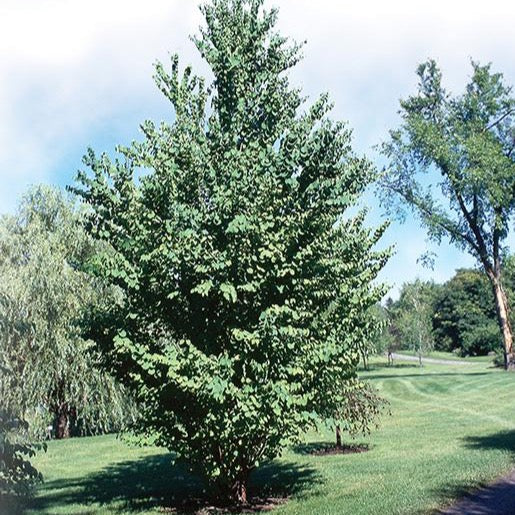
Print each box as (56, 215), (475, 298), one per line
(389, 280), (437, 365)
(332, 379), (386, 448)
(433, 268), (500, 356)
(355, 304), (386, 370)
(73, 0), (388, 504)
(381, 60), (515, 369)
(0, 186), (135, 439)
(380, 298), (402, 365)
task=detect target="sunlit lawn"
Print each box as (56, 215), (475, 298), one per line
(394, 349), (493, 363)
(18, 359), (515, 514)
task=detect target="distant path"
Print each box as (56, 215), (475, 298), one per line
(390, 353), (474, 366)
(440, 469), (515, 514)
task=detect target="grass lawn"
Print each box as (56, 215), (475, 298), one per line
(14, 359), (515, 514)
(392, 349), (494, 363)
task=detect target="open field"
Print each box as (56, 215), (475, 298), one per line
(17, 359), (515, 514)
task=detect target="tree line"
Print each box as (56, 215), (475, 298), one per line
(380, 261), (515, 362)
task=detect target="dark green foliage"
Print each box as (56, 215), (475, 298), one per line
(73, 0), (388, 502)
(0, 408), (43, 496)
(433, 269), (500, 355)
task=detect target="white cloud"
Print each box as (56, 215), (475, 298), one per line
(0, 0), (513, 288)
(0, 0), (204, 209)
(276, 0), (515, 151)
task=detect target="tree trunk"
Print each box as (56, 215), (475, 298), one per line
(361, 349), (368, 370)
(56, 404), (70, 439)
(492, 280), (514, 370)
(224, 473), (249, 506)
(232, 478), (248, 505)
(335, 425), (342, 447)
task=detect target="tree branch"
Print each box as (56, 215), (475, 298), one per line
(484, 108), (514, 132)
(386, 183), (479, 252)
(438, 160), (493, 271)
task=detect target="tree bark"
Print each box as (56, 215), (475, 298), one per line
(361, 349), (369, 370)
(55, 404), (70, 439)
(335, 425), (342, 447)
(232, 478), (248, 505)
(492, 279), (514, 370)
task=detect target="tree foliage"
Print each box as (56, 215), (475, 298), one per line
(381, 59), (515, 368)
(433, 269), (500, 355)
(0, 408), (43, 497)
(73, 0), (388, 503)
(0, 186), (135, 439)
(333, 379), (387, 447)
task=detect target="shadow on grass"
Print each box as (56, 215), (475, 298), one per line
(292, 441), (369, 456)
(0, 493), (25, 515)
(26, 453), (321, 514)
(430, 430), (515, 514)
(463, 430), (515, 454)
(363, 363), (420, 371)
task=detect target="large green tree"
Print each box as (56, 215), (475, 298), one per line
(433, 268), (500, 355)
(0, 186), (134, 439)
(74, 0), (387, 504)
(381, 60), (515, 369)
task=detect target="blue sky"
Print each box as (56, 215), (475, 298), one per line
(1, 0), (514, 297)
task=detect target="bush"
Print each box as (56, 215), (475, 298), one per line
(0, 409), (44, 497)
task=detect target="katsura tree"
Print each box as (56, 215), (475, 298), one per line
(381, 60), (515, 369)
(0, 186), (135, 439)
(73, 0), (388, 504)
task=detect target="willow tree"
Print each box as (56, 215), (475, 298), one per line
(381, 60), (515, 369)
(74, 0), (387, 504)
(0, 186), (135, 439)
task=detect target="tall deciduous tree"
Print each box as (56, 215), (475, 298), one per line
(0, 186), (135, 439)
(381, 60), (515, 369)
(73, 0), (387, 504)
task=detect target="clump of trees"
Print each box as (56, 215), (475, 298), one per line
(380, 264), (515, 359)
(381, 60), (515, 369)
(0, 186), (136, 440)
(433, 269), (501, 356)
(73, 0), (388, 504)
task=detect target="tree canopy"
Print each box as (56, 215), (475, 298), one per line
(73, 0), (388, 504)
